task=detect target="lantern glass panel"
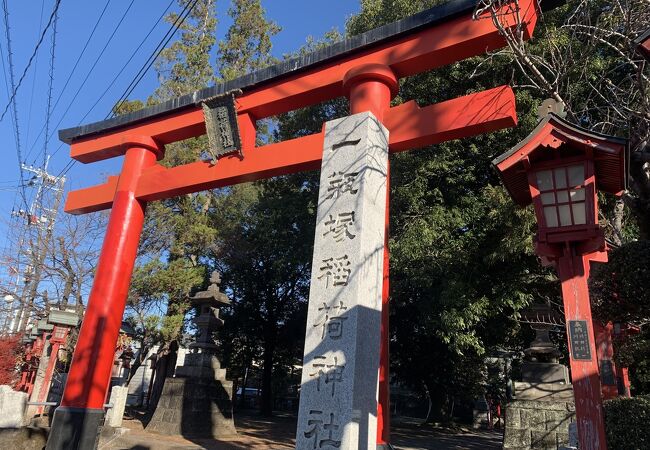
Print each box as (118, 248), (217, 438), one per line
(536, 170), (554, 191)
(544, 207), (559, 227)
(534, 163), (589, 228)
(554, 168), (567, 189)
(541, 192), (555, 204)
(570, 188), (585, 201)
(568, 165), (585, 186)
(558, 204), (572, 226)
(572, 202), (586, 224)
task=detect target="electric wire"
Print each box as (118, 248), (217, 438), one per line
(24, 0), (46, 151)
(108, 0), (199, 118)
(50, 0), (198, 175)
(27, 0), (132, 162)
(24, 0), (113, 162)
(34, 0), (138, 167)
(0, 0), (62, 123)
(81, 0), (176, 123)
(41, 6), (59, 168)
(1, 0), (27, 209)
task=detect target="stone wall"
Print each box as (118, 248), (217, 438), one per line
(503, 400), (575, 450)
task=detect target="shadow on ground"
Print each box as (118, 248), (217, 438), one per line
(99, 411), (502, 450)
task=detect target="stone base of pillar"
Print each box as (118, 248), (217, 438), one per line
(45, 407), (104, 450)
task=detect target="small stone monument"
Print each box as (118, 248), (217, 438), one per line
(146, 271), (236, 438)
(503, 302), (575, 449)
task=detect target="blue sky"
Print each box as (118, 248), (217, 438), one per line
(0, 0), (359, 267)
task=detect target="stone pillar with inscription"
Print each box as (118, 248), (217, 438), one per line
(296, 112), (388, 450)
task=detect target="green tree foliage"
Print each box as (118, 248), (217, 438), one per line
(218, 0), (280, 81)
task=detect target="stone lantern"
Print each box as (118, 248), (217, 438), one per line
(146, 271), (236, 438)
(494, 111), (627, 450)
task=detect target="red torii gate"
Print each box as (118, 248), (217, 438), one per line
(45, 1), (539, 448)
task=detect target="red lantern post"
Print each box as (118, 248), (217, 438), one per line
(494, 113), (628, 450)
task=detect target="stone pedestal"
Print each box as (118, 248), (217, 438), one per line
(296, 112), (388, 450)
(503, 400), (575, 449)
(146, 360), (236, 438)
(0, 386), (27, 428)
(146, 272), (236, 438)
(105, 386), (129, 428)
(504, 303), (575, 449)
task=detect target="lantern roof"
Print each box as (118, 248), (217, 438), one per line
(492, 113), (627, 206)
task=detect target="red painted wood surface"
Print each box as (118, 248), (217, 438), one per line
(593, 321), (618, 400)
(66, 86), (517, 214)
(558, 252), (608, 450)
(59, 138), (160, 410)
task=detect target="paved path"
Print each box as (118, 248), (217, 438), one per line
(99, 413), (502, 450)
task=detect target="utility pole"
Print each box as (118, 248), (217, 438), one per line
(10, 156), (65, 332)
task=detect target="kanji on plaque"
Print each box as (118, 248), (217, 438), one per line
(309, 355), (346, 396)
(313, 301), (348, 340)
(323, 212), (356, 242)
(326, 171), (359, 199)
(304, 410), (342, 449)
(318, 255), (351, 287)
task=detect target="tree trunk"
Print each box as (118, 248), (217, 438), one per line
(147, 340), (178, 413)
(260, 332), (276, 417)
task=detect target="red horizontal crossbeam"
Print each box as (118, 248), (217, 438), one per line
(66, 86), (516, 214)
(69, 0), (537, 163)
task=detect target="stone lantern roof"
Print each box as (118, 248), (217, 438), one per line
(189, 271), (231, 307)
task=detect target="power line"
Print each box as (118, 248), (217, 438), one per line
(41, 5), (59, 168)
(50, 0), (197, 165)
(1, 0), (27, 209)
(82, 0), (176, 122)
(29, 0), (136, 163)
(24, 0), (46, 150)
(25, 0), (113, 163)
(109, 0), (199, 118)
(0, 0), (62, 123)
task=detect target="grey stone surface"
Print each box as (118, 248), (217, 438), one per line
(146, 376), (236, 438)
(503, 400), (575, 450)
(296, 112), (388, 450)
(105, 386), (129, 428)
(521, 362), (569, 384)
(127, 346), (157, 406)
(0, 385), (27, 428)
(515, 381), (574, 402)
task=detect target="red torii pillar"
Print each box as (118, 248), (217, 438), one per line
(343, 63), (396, 447)
(45, 1), (539, 448)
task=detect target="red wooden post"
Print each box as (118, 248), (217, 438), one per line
(344, 63), (398, 449)
(617, 367), (631, 397)
(557, 252), (608, 450)
(46, 137), (162, 450)
(594, 321), (618, 400)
